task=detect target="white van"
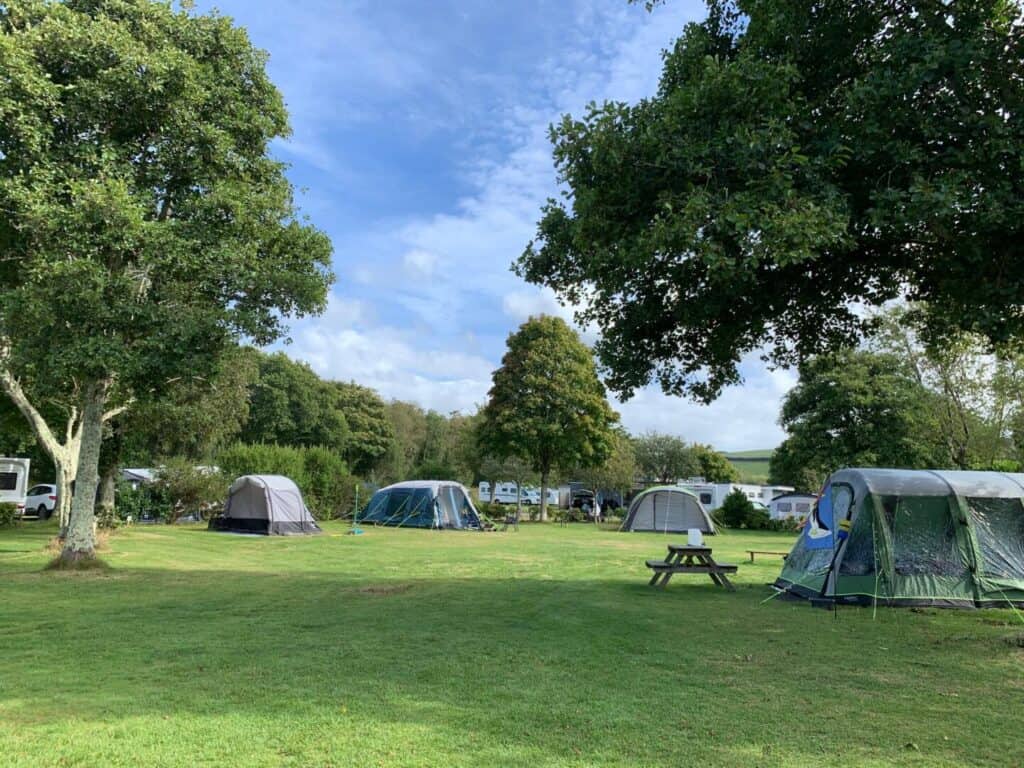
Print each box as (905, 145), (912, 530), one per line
(0, 458), (31, 517)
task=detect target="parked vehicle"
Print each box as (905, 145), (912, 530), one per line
(24, 483), (57, 520)
(478, 482), (535, 505)
(0, 458), (30, 518)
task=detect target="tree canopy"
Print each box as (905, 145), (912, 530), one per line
(479, 316), (618, 520)
(769, 349), (946, 491)
(241, 352), (349, 454)
(519, 0), (1024, 402)
(0, 0), (333, 560)
(633, 432), (696, 483)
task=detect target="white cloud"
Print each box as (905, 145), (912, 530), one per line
(614, 362), (797, 450)
(288, 298), (495, 414)
(269, 1), (795, 450)
(402, 249), (442, 277)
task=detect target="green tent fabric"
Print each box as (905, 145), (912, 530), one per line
(775, 469), (1024, 608)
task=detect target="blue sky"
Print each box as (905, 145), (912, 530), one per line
(193, 0), (796, 450)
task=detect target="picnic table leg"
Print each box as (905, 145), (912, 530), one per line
(704, 554), (736, 591)
(749, 552), (755, 563)
(649, 551), (681, 587)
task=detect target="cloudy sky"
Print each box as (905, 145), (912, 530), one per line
(193, 0), (796, 451)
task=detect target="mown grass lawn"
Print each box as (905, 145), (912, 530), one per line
(1, 521), (1022, 768)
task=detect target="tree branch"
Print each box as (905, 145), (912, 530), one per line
(0, 367), (64, 461)
(102, 401), (133, 422)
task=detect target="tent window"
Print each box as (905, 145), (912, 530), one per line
(887, 496), (964, 577)
(700, 493), (712, 505)
(838, 500), (876, 577)
(795, 502), (810, 514)
(778, 502), (792, 513)
(967, 497), (1024, 581)
(0, 472), (18, 491)
(784, 537), (834, 578)
(436, 486), (457, 527)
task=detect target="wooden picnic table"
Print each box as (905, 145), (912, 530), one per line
(645, 544), (738, 591)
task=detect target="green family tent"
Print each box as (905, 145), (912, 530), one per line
(620, 486), (717, 534)
(775, 469), (1024, 608)
(360, 481), (484, 530)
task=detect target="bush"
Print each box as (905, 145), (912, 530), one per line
(217, 443), (307, 485)
(154, 458), (226, 522)
(719, 489), (756, 528)
(0, 502), (19, 527)
(746, 508), (771, 530)
(215, 443), (355, 521)
(301, 446), (355, 520)
(765, 517), (802, 533)
(116, 480), (174, 522)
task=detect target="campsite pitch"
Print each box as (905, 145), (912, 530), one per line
(1, 522), (1021, 767)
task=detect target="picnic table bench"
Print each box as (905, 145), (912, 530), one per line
(645, 544), (738, 591)
(745, 550), (789, 563)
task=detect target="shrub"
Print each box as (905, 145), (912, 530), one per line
(215, 443), (354, 521)
(116, 480), (174, 522)
(301, 446), (355, 520)
(719, 489), (756, 528)
(765, 517), (802, 533)
(0, 502), (19, 527)
(154, 458), (226, 522)
(746, 508), (771, 530)
(217, 443), (307, 485)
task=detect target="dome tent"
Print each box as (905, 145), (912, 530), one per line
(620, 486), (717, 534)
(775, 469), (1024, 608)
(360, 481), (483, 529)
(208, 475), (322, 536)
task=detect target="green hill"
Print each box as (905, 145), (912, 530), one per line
(722, 449), (774, 484)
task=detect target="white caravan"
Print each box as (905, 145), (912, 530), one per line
(0, 458), (31, 516)
(676, 478), (794, 512)
(478, 481), (536, 505)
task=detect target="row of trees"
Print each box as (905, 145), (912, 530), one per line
(769, 307), (1024, 491)
(1, 317), (736, 523)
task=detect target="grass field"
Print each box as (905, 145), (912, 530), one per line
(1, 522), (1022, 768)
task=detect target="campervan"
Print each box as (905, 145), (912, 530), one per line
(0, 458), (30, 517)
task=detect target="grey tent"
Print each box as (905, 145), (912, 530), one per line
(208, 475), (322, 535)
(620, 486), (717, 534)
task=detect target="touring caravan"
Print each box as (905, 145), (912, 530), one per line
(0, 458), (30, 517)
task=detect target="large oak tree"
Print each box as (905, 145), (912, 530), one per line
(519, 0), (1024, 402)
(0, 1), (332, 562)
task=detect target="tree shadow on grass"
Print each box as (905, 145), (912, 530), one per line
(0, 566), (1019, 767)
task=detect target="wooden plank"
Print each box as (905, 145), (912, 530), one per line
(644, 564), (737, 575)
(746, 549), (788, 563)
(667, 545), (711, 554)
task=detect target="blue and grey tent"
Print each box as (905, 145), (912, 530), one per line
(360, 481), (483, 529)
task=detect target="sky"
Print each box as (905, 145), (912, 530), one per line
(192, 0), (797, 451)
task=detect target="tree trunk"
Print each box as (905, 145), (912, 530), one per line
(540, 469), (549, 523)
(61, 383), (107, 563)
(0, 366), (81, 528)
(55, 461), (74, 530)
(98, 465), (117, 521)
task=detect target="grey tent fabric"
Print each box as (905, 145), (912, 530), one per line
(620, 486), (717, 534)
(209, 475), (322, 535)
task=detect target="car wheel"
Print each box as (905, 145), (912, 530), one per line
(38, 504), (51, 520)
